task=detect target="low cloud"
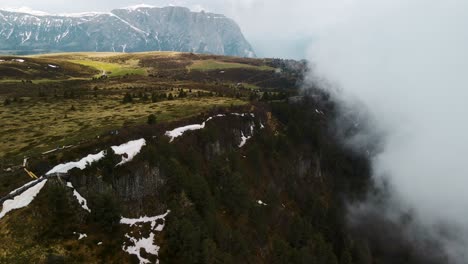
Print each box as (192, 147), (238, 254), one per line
(307, 0), (468, 262)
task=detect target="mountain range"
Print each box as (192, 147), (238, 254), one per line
(0, 5), (255, 57)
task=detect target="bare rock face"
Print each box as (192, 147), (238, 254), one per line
(0, 6), (255, 57)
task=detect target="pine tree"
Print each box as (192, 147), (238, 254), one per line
(147, 114), (157, 125)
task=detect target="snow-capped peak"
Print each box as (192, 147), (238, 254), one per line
(0, 6), (109, 18)
(0, 6), (50, 16)
(121, 4), (158, 11)
(59, 12), (110, 18)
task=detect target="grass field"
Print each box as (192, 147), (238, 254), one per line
(188, 59), (274, 71)
(0, 51), (294, 162)
(69, 60), (147, 77)
(0, 96), (246, 159)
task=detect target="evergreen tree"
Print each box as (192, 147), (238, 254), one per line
(89, 192), (121, 233)
(147, 114), (157, 125)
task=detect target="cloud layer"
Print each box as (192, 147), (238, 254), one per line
(308, 0), (468, 262)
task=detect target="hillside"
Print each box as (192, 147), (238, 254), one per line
(0, 52), (441, 264)
(0, 6), (255, 57)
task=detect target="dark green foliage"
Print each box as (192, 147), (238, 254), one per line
(178, 89), (188, 98)
(42, 183), (78, 239)
(98, 148), (121, 184)
(201, 238), (217, 264)
(217, 171), (250, 216)
(340, 247), (353, 264)
(147, 114), (157, 125)
(154, 99), (374, 263)
(163, 218), (203, 263)
(167, 93), (174, 100)
(89, 192), (121, 233)
(3, 98), (11, 106)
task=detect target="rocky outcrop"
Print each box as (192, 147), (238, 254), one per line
(0, 6), (255, 57)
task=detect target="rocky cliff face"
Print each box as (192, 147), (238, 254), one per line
(0, 6), (255, 57)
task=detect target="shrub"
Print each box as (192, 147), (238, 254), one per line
(122, 92), (133, 103)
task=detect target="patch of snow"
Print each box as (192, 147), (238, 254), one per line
(66, 182), (91, 212)
(257, 200), (268, 206)
(205, 114), (225, 122)
(165, 123), (206, 142)
(260, 122), (265, 129)
(74, 232), (87, 240)
(239, 132), (251, 148)
(12, 59), (25, 63)
(20, 31), (32, 44)
(122, 4), (157, 11)
(111, 139), (146, 166)
(232, 113), (254, 117)
(98, 242), (103, 245)
(0, 180), (47, 219)
(59, 12), (109, 18)
(46, 151), (105, 175)
(165, 114), (232, 142)
(109, 13), (148, 35)
(121, 210), (170, 264)
(121, 210), (170, 230)
(123, 233), (159, 264)
(48, 64), (59, 68)
(0, 60), (4, 62)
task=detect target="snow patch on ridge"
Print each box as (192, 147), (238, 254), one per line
(165, 123), (206, 142)
(0, 180), (47, 219)
(122, 4), (157, 11)
(165, 113), (254, 142)
(46, 151), (105, 175)
(121, 210), (170, 230)
(66, 182), (91, 212)
(112, 138), (146, 166)
(45, 138), (146, 174)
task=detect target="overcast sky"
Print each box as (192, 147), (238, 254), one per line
(0, 0), (352, 59)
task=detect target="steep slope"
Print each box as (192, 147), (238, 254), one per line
(0, 52), (445, 264)
(0, 6), (255, 57)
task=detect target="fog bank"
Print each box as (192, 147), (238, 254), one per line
(307, 0), (468, 262)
